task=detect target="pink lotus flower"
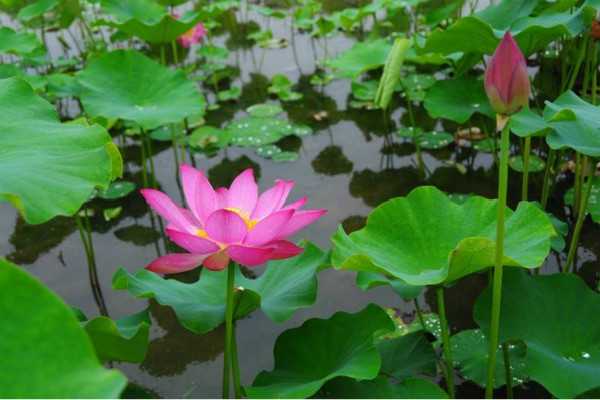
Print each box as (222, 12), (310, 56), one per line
(141, 165), (326, 273)
(484, 32), (530, 116)
(178, 22), (207, 48)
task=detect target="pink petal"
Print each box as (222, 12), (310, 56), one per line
(203, 250), (229, 270)
(244, 209), (294, 246)
(273, 180), (295, 211)
(180, 164), (217, 224)
(227, 245), (274, 267)
(140, 189), (198, 234)
(166, 228), (220, 254)
(276, 209), (327, 238)
(205, 209), (248, 244)
(268, 240), (304, 259)
(282, 196), (308, 211)
(146, 253), (207, 274)
(215, 187), (228, 209)
(226, 168), (258, 214)
(251, 180), (294, 220)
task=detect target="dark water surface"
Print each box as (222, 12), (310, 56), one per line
(2, 2), (600, 398)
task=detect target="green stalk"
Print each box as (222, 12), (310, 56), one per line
(564, 35), (589, 92)
(140, 136), (149, 188)
(502, 343), (513, 398)
(231, 321), (243, 398)
(436, 287), (455, 399)
(171, 40), (179, 66)
(566, 159), (594, 273)
(414, 298), (426, 329)
(407, 100), (424, 176)
(485, 119), (511, 398)
(541, 149), (556, 209)
(223, 263), (236, 398)
(521, 136), (531, 201)
(575, 152), (583, 216)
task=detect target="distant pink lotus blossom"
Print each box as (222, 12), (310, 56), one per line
(484, 32), (530, 116)
(141, 165), (326, 273)
(178, 22), (207, 48)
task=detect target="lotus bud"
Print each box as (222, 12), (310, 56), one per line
(484, 32), (530, 116)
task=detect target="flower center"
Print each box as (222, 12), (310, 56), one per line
(225, 207), (258, 230)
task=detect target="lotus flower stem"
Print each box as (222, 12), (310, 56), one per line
(223, 262), (236, 398)
(413, 298), (425, 329)
(521, 136), (531, 201)
(541, 149), (556, 209)
(502, 343), (513, 398)
(566, 159), (594, 272)
(140, 136), (149, 188)
(171, 40), (179, 66)
(436, 287), (455, 398)
(485, 118), (510, 398)
(231, 320), (243, 397)
(565, 35), (589, 92)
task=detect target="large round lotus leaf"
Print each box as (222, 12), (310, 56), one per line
(100, 0), (202, 44)
(331, 186), (555, 286)
(327, 38), (392, 78)
(377, 331), (437, 380)
(113, 242), (326, 333)
(0, 259), (127, 397)
(0, 77), (121, 224)
(0, 26), (43, 55)
(78, 50), (204, 130)
(245, 304), (395, 398)
(321, 376), (448, 399)
(474, 269), (600, 398)
(544, 91), (600, 157)
(451, 329), (527, 389)
(424, 76), (494, 123)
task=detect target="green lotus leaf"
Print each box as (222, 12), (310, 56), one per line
(226, 115), (310, 147)
(509, 154), (545, 173)
(421, 3), (592, 57)
(82, 309), (150, 363)
(331, 186), (555, 286)
(0, 26), (43, 55)
(46, 72), (82, 98)
(246, 103), (283, 117)
(113, 242), (326, 333)
(424, 76), (493, 123)
(188, 125), (231, 150)
(474, 269), (600, 398)
(17, 0), (58, 22)
(245, 304), (395, 398)
(78, 50), (205, 130)
(510, 108), (550, 138)
(100, 0), (202, 44)
(356, 272), (422, 300)
(97, 180), (136, 200)
(416, 131), (454, 150)
(0, 77), (121, 224)
(544, 91), (600, 157)
(0, 259), (127, 397)
(327, 38), (391, 78)
(256, 144), (282, 159)
(564, 177), (600, 223)
(320, 376), (448, 399)
(401, 73), (436, 102)
(378, 331), (437, 379)
(451, 329), (527, 389)
(0, 63), (47, 91)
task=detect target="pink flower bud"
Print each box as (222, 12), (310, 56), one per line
(484, 32), (530, 116)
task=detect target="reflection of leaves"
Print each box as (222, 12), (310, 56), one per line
(141, 302), (224, 377)
(208, 156), (261, 188)
(225, 20), (260, 50)
(114, 225), (160, 247)
(7, 216), (75, 265)
(312, 146), (353, 176)
(349, 168), (422, 207)
(282, 75), (341, 129)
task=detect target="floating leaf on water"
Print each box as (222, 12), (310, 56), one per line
(473, 138), (498, 153)
(272, 151), (299, 162)
(82, 309), (151, 363)
(416, 131), (454, 150)
(246, 103), (283, 118)
(255, 145), (282, 159)
(396, 126), (424, 139)
(217, 86), (242, 102)
(188, 126), (231, 150)
(564, 177), (600, 223)
(97, 181), (136, 200)
(102, 206), (122, 221)
(509, 155), (546, 173)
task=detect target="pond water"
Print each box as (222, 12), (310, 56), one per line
(2, 1), (600, 398)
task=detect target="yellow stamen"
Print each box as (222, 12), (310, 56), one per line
(225, 207), (258, 230)
(196, 229), (208, 238)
